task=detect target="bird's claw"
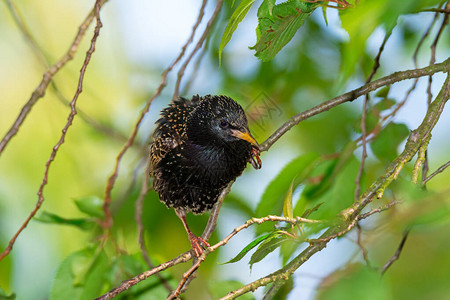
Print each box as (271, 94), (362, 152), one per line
(188, 233), (210, 257)
(249, 146), (262, 169)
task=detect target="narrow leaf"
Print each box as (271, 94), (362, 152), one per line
(35, 211), (95, 231)
(250, 233), (288, 268)
(220, 232), (272, 264)
(218, 0), (256, 65)
(283, 179), (295, 219)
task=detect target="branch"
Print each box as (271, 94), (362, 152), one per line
(97, 58), (450, 299)
(97, 214), (319, 299)
(260, 58), (450, 152)
(220, 70), (450, 299)
(0, 0), (108, 156)
(0, 0), (105, 261)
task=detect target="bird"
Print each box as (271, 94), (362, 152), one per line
(150, 94), (262, 256)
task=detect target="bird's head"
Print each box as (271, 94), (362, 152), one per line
(187, 95), (261, 168)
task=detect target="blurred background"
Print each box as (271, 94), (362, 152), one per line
(1, 0), (450, 299)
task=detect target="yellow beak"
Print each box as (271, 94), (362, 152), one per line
(230, 129), (260, 148)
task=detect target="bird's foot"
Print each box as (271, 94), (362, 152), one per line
(187, 233), (210, 257)
(249, 146), (262, 169)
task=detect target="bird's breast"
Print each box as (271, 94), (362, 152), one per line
(183, 142), (250, 187)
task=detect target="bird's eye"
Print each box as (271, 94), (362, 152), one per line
(219, 120), (229, 129)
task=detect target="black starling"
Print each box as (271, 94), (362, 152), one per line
(151, 95), (262, 256)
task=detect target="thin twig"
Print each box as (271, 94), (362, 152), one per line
(423, 160), (450, 183)
(381, 228), (410, 276)
(421, 8), (450, 14)
(357, 200), (400, 221)
(134, 154), (172, 292)
(5, 0), (130, 145)
(0, 0), (104, 261)
(356, 223), (371, 267)
(355, 30), (392, 201)
(172, 0), (224, 99)
(0, 0), (108, 156)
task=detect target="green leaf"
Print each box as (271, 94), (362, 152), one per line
(375, 85), (391, 98)
(250, 232), (288, 269)
(258, 0), (275, 19)
(283, 179), (295, 219)
(339, 0), (442, 82)
(353, 110), (379, 133)
(256, 152), (320, 234)
(311, 155), (360, 220)
(251, 1), (319, 61)
(321, 5), (328, 26)
(35, 211), (95, 231)
(0, 288), (15, 300)
(373, 98), (396, 112)
(74, 196), (104, 219)
(302, 141), (357, 200)
(218, 0), (256, 65)
(370, 122), (409, 162)
(51, 247), (111, 300)
(209, 280), (255, 300)
(299, 201), (324, 218)
(220, 232), (272, 264)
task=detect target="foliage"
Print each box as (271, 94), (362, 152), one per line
(0, 0), (450, 299)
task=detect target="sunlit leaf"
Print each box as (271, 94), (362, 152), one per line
(219, 0), (256, 65)
(74, 196), (104, 219)
(283, 179), (295, 219)
(250, 1), (319, 61)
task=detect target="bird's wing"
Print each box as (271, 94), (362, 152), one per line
(150, 97), (194, 169)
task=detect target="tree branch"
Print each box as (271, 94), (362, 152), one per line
(260, 58), (450, 151)
(97, 214), (319, 300)
(219, 70), (450, 299)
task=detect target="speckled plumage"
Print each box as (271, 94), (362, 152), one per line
(150, 94), (261, 255)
